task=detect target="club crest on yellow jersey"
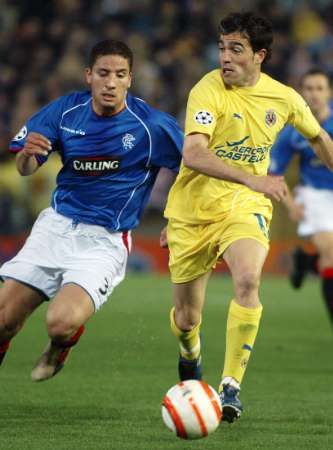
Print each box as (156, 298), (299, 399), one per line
(265, 109), (277, 127)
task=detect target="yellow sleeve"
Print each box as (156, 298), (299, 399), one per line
(287, 88), (320, 139)
(184, 79), (219, 138)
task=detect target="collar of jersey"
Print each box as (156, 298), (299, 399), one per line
(90, 101), (127, 119)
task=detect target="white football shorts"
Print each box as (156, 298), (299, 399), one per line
(0, 207), (131, 311)
(294, 185), (333, 237)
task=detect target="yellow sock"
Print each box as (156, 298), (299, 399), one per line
(170, 307), (201, 360)
(221, 299), (263, 386)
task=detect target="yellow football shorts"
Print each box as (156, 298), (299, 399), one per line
(167, 213), (270, 283)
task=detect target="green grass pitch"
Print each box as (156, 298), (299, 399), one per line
(1, 274), (333, 450)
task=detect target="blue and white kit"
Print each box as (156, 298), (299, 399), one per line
(1, 91), (183, 309)
(270, 115), (333, 236)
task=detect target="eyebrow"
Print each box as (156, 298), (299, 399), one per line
(97, 68), (128, 73)
(218, 40), (245, 48)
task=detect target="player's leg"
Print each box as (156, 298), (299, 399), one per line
(171, 271), (211, 380)
(290, 246), (318, 289)
(31, 221), (129, 382)
(31, 283), (93, 381)
(311, 231), (333, 324)
(0, 279), (45, 365)
(167, 219), (216, 381)
(220, 238), (267, 422)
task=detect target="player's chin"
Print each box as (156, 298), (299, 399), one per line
(222, 73), (236, 85)
(100, 98), (117, 107)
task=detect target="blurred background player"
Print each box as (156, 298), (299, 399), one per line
(270, 69), (333, 325)
(163, 12), (333, 423)
(0, 40), (183, 380)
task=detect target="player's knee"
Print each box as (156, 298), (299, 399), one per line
(320, 250), (333, 269)
(46, 312), (77, 341)
(235, 270), (260, 299)
(174, 306), (200, 331)
(0, 307), (22, 338)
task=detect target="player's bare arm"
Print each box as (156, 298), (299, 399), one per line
(159, 226), (168, 248)
(183, 133), (288, 201)
(280, 184), (305, 222)
(16, 132), (51, 176)
(309, 128), (333, 170)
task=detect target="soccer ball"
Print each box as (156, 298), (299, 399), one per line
(161, 380), (222, 440)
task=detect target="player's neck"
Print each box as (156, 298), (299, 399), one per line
(235, 70), (261, 88)
(314, 105), (330, 123)
(92, 100), (126, 117)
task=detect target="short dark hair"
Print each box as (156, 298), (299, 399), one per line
(300, 68), (332, 87)
(88, 40), (133, 70)
(219, 12), (273, 62)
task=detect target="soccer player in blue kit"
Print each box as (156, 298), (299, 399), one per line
(0, 40), (183, 380)
(271, 69), (333, 325)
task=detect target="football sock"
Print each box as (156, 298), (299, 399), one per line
(307, 252), (319, 274)
(320, 268), (333, 323)
(221, 299), (262, 387)
(0, 340), (11, 366)
(170, 307), (201, 360)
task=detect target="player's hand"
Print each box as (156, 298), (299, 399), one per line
(22, 132), (52, 157)
(246, 175), (288, 201)
(160, 226), (168, 248)
(288, 202), (304, 222)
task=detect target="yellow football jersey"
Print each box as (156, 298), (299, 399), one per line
(165, 69), (320, 223)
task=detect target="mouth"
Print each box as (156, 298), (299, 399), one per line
(222, 68), (234, 75)
(102, 93), (116, 101)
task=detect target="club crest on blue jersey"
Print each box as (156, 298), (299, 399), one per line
(122, 133), (136, 150)
(72, 156), (121, 176)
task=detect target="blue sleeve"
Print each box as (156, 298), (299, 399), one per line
(151, 113), (183, 172)
(270, 125), (296, 175)
(9, 95), (68, 166)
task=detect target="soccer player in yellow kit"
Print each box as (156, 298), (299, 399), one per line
(163, 12), (333, 422)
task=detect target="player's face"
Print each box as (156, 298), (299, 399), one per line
(301, 74), (331, 114)
(218, 32), (266, 87)
(86, 54), (132, 116)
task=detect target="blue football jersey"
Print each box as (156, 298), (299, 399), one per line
(10, 91), (183, 231)
(270, 113), (333, 189)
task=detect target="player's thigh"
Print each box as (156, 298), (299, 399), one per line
(61, 226), (129, 312)
(46, 283), (95, 331)
(223, 238), (268, 287)
(173, 270), (211, 314)
(311, 232), (333, 268)
(0, 279), (45, 324)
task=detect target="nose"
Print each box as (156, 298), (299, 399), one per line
(221, 49), (232, 63)
(105, 75), (117, 89)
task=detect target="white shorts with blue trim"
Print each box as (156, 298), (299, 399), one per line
(0, 208), (131, 311)
(294, 186), (333, 237)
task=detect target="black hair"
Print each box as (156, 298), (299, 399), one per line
(88, 40), (133, 70)
(300, 68), (332, 87)
(219, 12), (273, 62)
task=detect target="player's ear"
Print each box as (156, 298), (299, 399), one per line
(254, 49), (267, 65)
(128, 72), (132, 88)
(85, 67), (92, 85)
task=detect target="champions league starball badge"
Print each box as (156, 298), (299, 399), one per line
(194, 110), (214, 125)
(13, 125), (27, 141)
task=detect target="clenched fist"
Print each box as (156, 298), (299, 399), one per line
(22, 132), (52, 157)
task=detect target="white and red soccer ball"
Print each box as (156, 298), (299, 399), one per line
(162, 380), (222, 440)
